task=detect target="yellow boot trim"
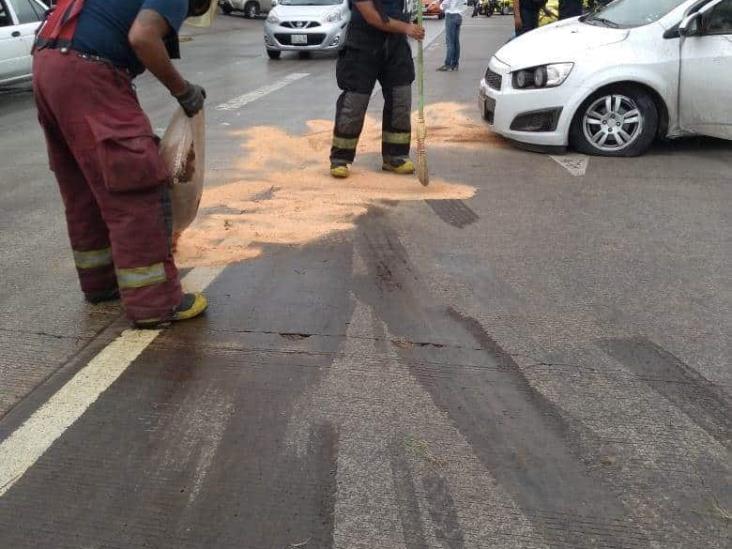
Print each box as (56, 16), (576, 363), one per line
(330, 165), (350, 179)
(134, 293), (208, 328)
(173, 293), (208, 321)
(382, 159), (415, 175)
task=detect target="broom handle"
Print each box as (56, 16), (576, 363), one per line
(417, 1), (424, 119)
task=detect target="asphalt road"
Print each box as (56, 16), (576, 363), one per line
(1, 11), (730, 549)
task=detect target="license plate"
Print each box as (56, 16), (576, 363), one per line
(291, 34), (307, 45)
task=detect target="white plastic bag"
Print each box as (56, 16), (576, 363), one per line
(160, 107), (205, 235)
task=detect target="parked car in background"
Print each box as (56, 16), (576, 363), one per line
(479, 0), (732, 156)
(264, 0), (350, 59)
(220, 0), (273, 18)
(0, 0), (46, 86)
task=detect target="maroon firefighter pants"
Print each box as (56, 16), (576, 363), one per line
(33, 49), (182, 322)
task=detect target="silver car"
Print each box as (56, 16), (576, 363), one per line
(264, 0), (350, 59)
(220, 0), (273, 18)
(0, 0), (47, 86)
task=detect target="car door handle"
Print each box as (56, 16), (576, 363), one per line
(11, 31), (21, 37)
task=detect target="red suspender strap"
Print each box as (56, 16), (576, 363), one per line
(34, 0), (86, 52)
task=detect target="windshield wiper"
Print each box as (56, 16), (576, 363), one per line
(587, 16), (620, 28)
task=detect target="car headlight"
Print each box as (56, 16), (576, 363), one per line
(512, 63), (574, 90)
(266, 13), (280, 24)
(324, 10), (342, 23)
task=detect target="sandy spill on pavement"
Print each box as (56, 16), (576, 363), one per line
(176, 102), (496, 267)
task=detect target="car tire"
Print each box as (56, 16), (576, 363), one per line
(485, 7), (493, 17)
(221, 2), (233, 15)
(570, 85), (658, 157)
(244, 1), (260, 18)
(267, 49), (281, 60)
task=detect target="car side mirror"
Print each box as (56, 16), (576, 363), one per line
(678, 12), (701, 36)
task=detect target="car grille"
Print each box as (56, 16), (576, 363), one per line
(485, 68), (502, 90)
(274, 33), (327, 46)
(281, 21), (321, 29)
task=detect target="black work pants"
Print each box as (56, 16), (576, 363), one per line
(559, 0), (583, 19)
(330, 24), (416, 165)
(517, 3), (541, 36)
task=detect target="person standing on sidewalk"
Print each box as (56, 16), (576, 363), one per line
(32, 0), (211, 328)
(329, 0), (425, 178)
(513, 0), (543, 36)
(437, 0), (465, 71)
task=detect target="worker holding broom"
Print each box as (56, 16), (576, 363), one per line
(32, 0), (211, 328)
(329, 0), (425, 179)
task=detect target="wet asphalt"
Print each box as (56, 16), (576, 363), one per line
(0, 11), (731, 549)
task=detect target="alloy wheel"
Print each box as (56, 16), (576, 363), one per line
(582, 94), (643, 152)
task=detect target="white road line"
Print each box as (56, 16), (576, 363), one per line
(0, 266), (225, 498)
(550, 153), (590, 176)
(0, 26), (446, 498)
(215, 73), (309, 111)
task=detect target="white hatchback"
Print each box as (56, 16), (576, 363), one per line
(0, 0), (47, 86)
(478, 0), (732, 156)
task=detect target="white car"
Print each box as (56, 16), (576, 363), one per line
(0, 0), (47, 86)
(220, 0), (273, 18)
(478, 0), (732, 156)
(264, 0), (350, 59)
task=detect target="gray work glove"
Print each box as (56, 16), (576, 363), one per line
(174, 81), (206, 117)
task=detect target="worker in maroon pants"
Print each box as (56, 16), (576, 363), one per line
(32, 0), (211, 327)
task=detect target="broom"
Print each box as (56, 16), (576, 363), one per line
(415, 0), (429, 186)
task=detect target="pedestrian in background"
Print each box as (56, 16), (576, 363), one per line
(513, 0), (543, 36)
(437, 0), (465, 71)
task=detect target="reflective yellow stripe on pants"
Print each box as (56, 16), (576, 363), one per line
(73, 247), (112, 270)
(382, 131), (411, 145)
(332, 136), (359, 150)
(116, 263), (166, 289)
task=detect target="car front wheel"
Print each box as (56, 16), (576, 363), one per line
(244, 1), (260, 18)
(570, 86), (658, 157)
(267, 49), (281, 60)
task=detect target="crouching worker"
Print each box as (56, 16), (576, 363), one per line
(330, 0), (425, 178)
(32, 0), (211, 328)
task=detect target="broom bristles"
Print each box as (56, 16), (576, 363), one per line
(416, 146), (429, 186)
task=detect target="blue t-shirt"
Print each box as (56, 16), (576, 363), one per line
(351, 0), (409, 26)
(72, 0), (188, 75)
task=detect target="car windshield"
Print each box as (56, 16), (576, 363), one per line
(278, 0), (343, 5)
(584, 0), (688, 28)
